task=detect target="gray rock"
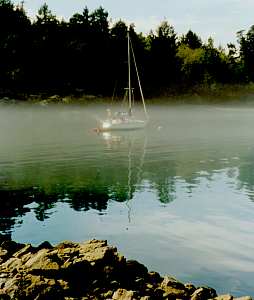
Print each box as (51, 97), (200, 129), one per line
(148, 271), (162, 285)
(191, 286), (217, 300)
(160, 275), (188, 298)
(48, 95), (61, 102)
(77, 239), (118, 264)
(1, 257), (23, 273)
(103, 290), (114, 298)
(185, 282), (196, 294)
(24, 249), (57, 268)
(125, 260), (148, 278)
(1, 240), (24, 258)
(37, 241), (53, 250)
(0, 248), (8, 263)
(112, 288), (135, 300)
(13, 244), (33, 258)
(161, 275), (186, 289)
(0, 238), (251, 300)
(213, 294), (233, 300)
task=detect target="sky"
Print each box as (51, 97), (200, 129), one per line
(14, 0), (254, 47)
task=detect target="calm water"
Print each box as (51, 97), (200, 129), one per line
(0, 102), (254, 296)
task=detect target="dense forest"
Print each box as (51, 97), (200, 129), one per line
(1, 0), (254, 99)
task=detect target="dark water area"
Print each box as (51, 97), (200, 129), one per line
(0, 103), (254, 296)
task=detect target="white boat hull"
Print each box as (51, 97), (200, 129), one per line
(99, 118), (146, 131)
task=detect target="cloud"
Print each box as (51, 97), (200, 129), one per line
(128, 16), (172, 34)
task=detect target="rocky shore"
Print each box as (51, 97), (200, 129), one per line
(0, 235), (252, 300)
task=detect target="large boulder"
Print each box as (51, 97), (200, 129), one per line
(191, 286), (217, 300)
(214, 295), (233, 300)
(112, 288), (136, 300)
(160, 275), (189, 299)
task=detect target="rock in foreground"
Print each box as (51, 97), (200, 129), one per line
(0, 236), (252, 299)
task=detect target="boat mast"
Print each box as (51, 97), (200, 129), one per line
(130, 35), (149, 120)
(127, 30), (132, 116)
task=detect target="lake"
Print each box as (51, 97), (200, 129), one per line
(0, 102), (254, 297)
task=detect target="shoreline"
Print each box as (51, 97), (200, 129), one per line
(0, 235), (252, 299)
(1, 83), (254, 106)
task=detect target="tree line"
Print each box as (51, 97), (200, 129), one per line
(1, 0), (254, 98)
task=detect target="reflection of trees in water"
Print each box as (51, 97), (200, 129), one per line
(63, 188), (109, 211)
(236, 153), (254, 202)
(0, 133), (142, 235)
(0, 190), (31, 235)
(150, 162), (177, 204)
(2, 133), (254, 236)
(156, 178), (176, 204)
(0, 183), (134, 235)
(0, 188), (98, 231)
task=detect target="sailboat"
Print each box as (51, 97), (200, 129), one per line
(97, 30), (148, 131)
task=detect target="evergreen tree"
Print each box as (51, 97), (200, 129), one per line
(147, 21), (179, 89)
(238, 26), (254, 81)
(0, 0), (30, 91)
(180, 30), (202, 49)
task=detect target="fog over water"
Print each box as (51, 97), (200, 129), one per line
(0, 102), (254, 296)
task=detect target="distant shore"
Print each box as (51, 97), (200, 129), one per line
(1, 83), (254, 106)
(0, 235), (252, 299)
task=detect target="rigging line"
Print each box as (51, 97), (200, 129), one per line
(128, 31), (132, 116)
(132, 88), (135, 111)
(130, 38), (149, 120)
(122, 89), (128, 109)
(111, 80), (118, 106)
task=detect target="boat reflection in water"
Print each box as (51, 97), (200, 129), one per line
(99, 130), (147, 223)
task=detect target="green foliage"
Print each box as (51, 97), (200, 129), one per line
(147, 21), (179, 88)
(0, 0), (13, 9)
(0, 0), (30, 88)
(177, 44), (204, 83)
(90, 6), (109, 35)
(36, 3), (58, 25)
(180, 30), (202, 49)
(0, 0), (251, 97)
(156, 20), (175, 39)
(238, 26), (254, 81)
(69, 7), (89, 26)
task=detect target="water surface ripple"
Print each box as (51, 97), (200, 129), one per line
(0, 104), (254, 296)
